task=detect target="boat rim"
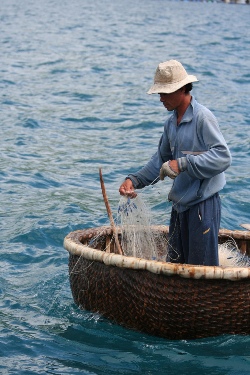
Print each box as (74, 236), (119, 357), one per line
(64, 225), (250, 281)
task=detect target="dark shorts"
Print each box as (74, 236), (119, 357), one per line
(167, 193), (221, 266)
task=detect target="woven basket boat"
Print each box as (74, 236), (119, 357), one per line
(64, 225), (250, 340)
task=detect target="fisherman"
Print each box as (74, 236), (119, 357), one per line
(119, 60), (231, 266)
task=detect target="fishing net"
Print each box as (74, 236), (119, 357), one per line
(117, 195), (168, 261)
(219, 239), (250, 267)
(117, 195), (250, 267)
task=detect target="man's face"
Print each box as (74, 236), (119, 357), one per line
(159, 89), (185, 111)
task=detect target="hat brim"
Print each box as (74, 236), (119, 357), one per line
(147, 75), (198, 95)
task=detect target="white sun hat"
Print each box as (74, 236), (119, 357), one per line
(147, 60), (198, 94)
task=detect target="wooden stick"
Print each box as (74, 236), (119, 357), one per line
(99, 168), (123, 255)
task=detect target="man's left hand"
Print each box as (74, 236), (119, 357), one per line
(160, 160), (180, 180)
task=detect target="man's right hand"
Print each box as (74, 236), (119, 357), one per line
(119, 179), (137, 198)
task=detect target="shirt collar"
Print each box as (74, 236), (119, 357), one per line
(174, 96), (195, 125)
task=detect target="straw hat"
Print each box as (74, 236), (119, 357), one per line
(147, 60), (198, 94)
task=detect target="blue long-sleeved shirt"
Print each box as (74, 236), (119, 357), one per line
(127, 97), (232, 212)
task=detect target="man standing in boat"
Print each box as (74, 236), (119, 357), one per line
(119, 60), (232, 266)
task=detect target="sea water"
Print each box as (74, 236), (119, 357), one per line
(0, 0), (250, 373)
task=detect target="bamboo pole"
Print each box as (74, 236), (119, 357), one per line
(99, 168), (123, 255)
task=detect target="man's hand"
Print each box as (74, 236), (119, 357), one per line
(119, 179), (137, 198)
(160, 160), (180, 180)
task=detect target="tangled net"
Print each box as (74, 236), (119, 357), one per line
(117, 195), (250, 267)
(117, 195), (168, 261)
(219, 239), (250, 267)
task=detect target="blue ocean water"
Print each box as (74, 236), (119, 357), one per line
(1, 0), (250, 373)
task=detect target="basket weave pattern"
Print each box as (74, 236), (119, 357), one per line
(69, 254), (250, 340)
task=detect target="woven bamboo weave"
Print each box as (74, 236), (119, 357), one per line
(65, 226), (250, 340)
